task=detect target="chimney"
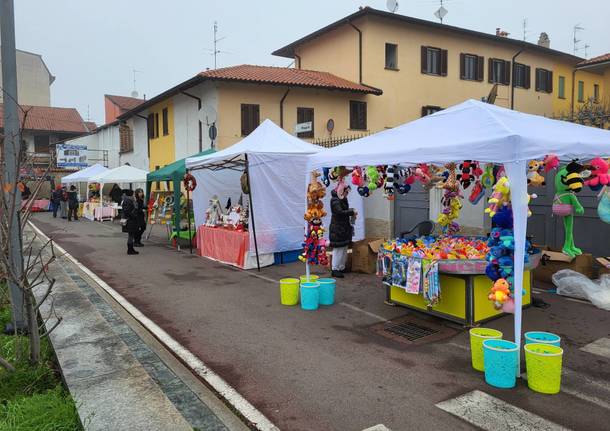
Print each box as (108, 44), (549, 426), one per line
(496, 28), (510, 38)
(538, 32), (550, 48)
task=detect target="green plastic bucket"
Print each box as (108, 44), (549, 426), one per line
(469, 328), (503, 371)
(300, 274), (319, 284)
(279, 278), (299, 306)
(525, 343), (563, 394)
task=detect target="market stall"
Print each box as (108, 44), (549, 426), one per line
(87, 165), (148, 221)
(146, 149), (215, 247)
(309, 99), (610, 350)
(186, 119), (364, 270)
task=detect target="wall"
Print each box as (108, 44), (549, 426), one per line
(104, 97), (122, 123)
(119, 117), (149, 171)
(147, 100), (175, 171)
(0, 50), (52, 106)
(97, 125), (120, 169)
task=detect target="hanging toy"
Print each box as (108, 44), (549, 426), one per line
(376, 165), (387, 189)
(357, 186), (370, 197)
(554, 161), (585, 257)
(457, 160), (475, 189)
(584, 157), (610, 191)
(527, 160), (546, 187)
(543, 154), (560, 173)
(384, 165), (396, 201)
(366, 166), (379, 191)
(321, 167), (331, 187)
(488, 278), (511, 310)
(469, 180), (485, 204)
(442, 162), (460, 192)
(301, 171), (329, 266)
(414, 164), (432, 185)
(351, 166), (364, 187)
(480, 163), (495, 189)
(485, 176), (510, 218)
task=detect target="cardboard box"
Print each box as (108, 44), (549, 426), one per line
(533, 247), (594, 283)
(351, 238), (385, 274)
(596, 257), (610, 276)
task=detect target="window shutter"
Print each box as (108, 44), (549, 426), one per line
(488, 58), (494, 83)
(421, 106), (427, 117)
(361, 103), (367, 130)
(421, 46), (427, 73)
(503, 60), (511, 85)
(254, 105), (260, 128)
(440, 49), (448, 76)
(241, 104), (247, 136)
(535, 69), (540, 92)
(547, 71), (553, 93)
(477, 56), (484, 81)
(460, 54), (465, 79)
(524, 65), (531, 89)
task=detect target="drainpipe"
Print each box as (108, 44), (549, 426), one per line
(571, 69), (577, 119)
(294, 54), (302, 69)
(348, 21), (363, 84)
(181, 91), (202, 110)
(279, 88), (290, 129)
(510, 49), (523, 110)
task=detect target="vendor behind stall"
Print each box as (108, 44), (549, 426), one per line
(329, 183), (357, 278)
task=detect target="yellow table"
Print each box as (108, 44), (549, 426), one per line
(386, 271), (532, 326)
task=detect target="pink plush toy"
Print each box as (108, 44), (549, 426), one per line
(543, 154), (560, 173)
(585, 157), (610, 187)
(351, 166), (364, 187)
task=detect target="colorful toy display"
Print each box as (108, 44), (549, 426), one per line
(553, 161), (586, 257)
(485, 176), (510, 217)
(585, 157), (610, 191)
(527, 160), (546, 187)
(381, 236), (488, 260)
(300, 171), (329, 266)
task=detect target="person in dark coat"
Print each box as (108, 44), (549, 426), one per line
(329, 183), (357, 278)
(59, 186), (68, 219)
(50, 185), (63, 218)
(109, 184), (123, 204)
(133, 188), (146, 247)
(121, 190), (139, 255)
(67, 185), (79, 221)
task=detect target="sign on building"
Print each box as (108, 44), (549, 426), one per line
(295, 121), (313, 134)
(56, 144), (88, 169)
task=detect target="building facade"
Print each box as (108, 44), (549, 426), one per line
(0, 49), (54, 106)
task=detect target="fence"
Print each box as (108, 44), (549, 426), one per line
(313, 133), (370, 148)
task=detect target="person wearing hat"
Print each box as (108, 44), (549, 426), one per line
(329, 182), (357, 278)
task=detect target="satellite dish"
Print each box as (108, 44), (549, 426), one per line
(130, 90), (139, 98)
(200, 105), (217, 126)
(386, 0), (399, 13)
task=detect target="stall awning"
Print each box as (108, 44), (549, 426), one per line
(61, 163), (109, 183)
(147, 149), (215, 183)
(89, 164), (148, 184)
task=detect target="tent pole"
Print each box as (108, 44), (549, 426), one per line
(187, 184), (193, 254)
(244, 154), (261, 271)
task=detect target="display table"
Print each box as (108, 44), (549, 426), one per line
(21, 199), (49, 212)
(94, 205), (117, 221)
(81, 202), (100, 220)
(196, 225), (273, 269)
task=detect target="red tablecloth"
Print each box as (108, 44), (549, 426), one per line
(21, 199), (50, 212)
(197, 225), (249, 268)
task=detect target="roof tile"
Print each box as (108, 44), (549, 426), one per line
(0, 104), (88, 134)
(105, 94), (145, 111)
(577, 53), (610, 67)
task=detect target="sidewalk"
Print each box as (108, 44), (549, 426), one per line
(28, 226), (247, 431)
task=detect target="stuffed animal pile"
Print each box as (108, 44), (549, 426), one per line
(382, 236), (488, 260)
(300, 171), (329, 266)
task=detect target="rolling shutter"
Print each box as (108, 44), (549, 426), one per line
(524, 65), (531, 89)
(547, 70), (553, 93)
(440, 49), (448, 76)
(477, 56), (484, 81)
(421, 46), (427, 73)
(488, 58), (494, 83)
(460, 53), (466, 79)
(503, 60), (511, 85)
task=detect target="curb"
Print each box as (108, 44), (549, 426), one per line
(29, 221), (279, 431)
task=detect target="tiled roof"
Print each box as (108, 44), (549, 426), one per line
(105, 94), (144, 111)
(85, 121), (97, 132)
(577, 53), (610, 67)
(0, 104), (88, 134)
(198, 65), (382, 94)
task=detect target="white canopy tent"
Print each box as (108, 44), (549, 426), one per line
(186, 119), (365, 269)
(309, 99), (610, 358)
(61, 163), (109, 184)
(88, 165), (148, 185)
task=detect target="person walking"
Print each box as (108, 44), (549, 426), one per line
(109, 184), (122, 204)
(50, 185), (63, 218)
(67, 185), (79, 221)
(133, 188), (146, 247)
(59, 186), (68, 219)
(122, 190), (139, 255)
(329, 183), (357, 278)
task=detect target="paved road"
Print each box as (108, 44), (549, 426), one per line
(32, 213), (610, 431)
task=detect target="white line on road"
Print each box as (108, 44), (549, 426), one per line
(29, 222), (280, 431)
(362, 425), (392, 431)
(580, 338), (610, 358)
(436, 390), (567, 431)
(339, 302), (388, 322)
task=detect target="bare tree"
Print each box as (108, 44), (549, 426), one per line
(553, 97), (610, 129)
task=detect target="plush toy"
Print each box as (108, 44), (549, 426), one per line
(543, 154), (560, 173)
(351, 166), (364, 187)
(321, 168), (331, 187)
(457, 160), (475, 189)
(357, 186), (370, 197)
(488, 278), (511, 309)
(415, 164), (432, 185)
(485, 176), (510, 217)
(554, 162), (585, 257)
(585, 157), (610, 191)
(527, 160), (546, 187)
(384, 165), (396, 200)
(329, 166), (351, 182)
(376, 165), (387, 189)
(366, 166), (379, 191)
(302, 171), (329, 266)
(480, 163), (495, 189)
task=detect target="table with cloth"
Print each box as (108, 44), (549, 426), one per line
(21, 199), (50, 212)
(196, 225), (273, 269)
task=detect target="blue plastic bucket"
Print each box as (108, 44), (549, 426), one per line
(524, 331), (561, 347)
(300, 282), (320, 310)
(483, 339), (519, 389)
(318, 278), (336, 305)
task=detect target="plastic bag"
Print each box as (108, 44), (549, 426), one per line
(598, 192), (610, 224)
(552, 269), (610, 311)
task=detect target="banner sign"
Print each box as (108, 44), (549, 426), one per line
(56, 144), (87, 169)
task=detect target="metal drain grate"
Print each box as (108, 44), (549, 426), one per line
(385, 321), (439, 341)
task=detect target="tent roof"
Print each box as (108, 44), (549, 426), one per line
(61, 164), (109, 183)
(309, 99), (610, 168)
(89, 164), (148, 183)
(147, 149), (215, 182)
(186, 119), (324, 169)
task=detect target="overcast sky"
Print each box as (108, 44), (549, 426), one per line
(12, 0), (610, 124)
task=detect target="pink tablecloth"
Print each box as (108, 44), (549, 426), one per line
(197, 226), (249, 268)
(93, 206), (116, 221)
(21, 199), (50, 212)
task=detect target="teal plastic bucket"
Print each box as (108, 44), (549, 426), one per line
(318, 278), (336, 305)
(300, 282), (320, 310)
(483, 339), (519, 389)
(525, 331), (561, 347)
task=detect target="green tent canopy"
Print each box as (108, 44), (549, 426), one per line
(146, 149), (215, 236)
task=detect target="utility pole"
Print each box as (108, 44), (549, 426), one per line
(0, 0), (26, 331)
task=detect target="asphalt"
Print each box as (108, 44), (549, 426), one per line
(32, 213), (610, 431)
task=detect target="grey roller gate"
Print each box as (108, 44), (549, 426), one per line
(393, 181), (430, 235)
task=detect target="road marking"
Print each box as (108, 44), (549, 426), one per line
(362, 425), (392, 431)
(564, 297), (592, 305)
(580, 338), (610, 358)
(436, 390), (567, 431)
(339, 302), (388, 322)
(29, 221), (279, 431)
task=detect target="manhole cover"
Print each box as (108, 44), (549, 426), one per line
(385, 321), (439, 341)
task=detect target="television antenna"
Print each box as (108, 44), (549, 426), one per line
(204, 21), (230, 69)
(132, 69), (142, 98)
(584, 44), (590, 59)
(386, 0), (399, 13)
(573, 24), (584, 55)
(434, 0), (448, 24)
(522, 18), (528, 41)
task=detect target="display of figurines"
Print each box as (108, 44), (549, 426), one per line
(301, 171), (329, 266)
(204, 195), (224, 227)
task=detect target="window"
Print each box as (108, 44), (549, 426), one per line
(240, 104), (260, 136)
(460, 54), (484, 81)
(421, 46), (447, 76)
(513, 63), (531, 89)
(558, 76), (566, 99)
(349, 101), (367, 130)
(34, 135), (50, 153)
(198, 120), (203, 152)
(385, 43), (398, 69)
(421, 106), (443, 117)
(296, 107), (314, 138)
(488, 58), (510, 85)
(577, 81), (584, 102)
(535, 68), (553, 93)
(147, 113), (157, 139)
(162, 108), (169, 136)
(119, 122), (133, 153)
(594, 84), (600, 102)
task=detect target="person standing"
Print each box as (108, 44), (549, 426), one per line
(109, 184), (122, 204)
(67, 185), (79, 221)
(59, 186), (68, 219)
(122, 190), (139, 255)
(329, 183), (357, 278)
(133, 188), (146, 247)
(50, 185), (63, 218)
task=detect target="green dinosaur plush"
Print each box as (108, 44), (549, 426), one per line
(554, 164), (585, 257)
